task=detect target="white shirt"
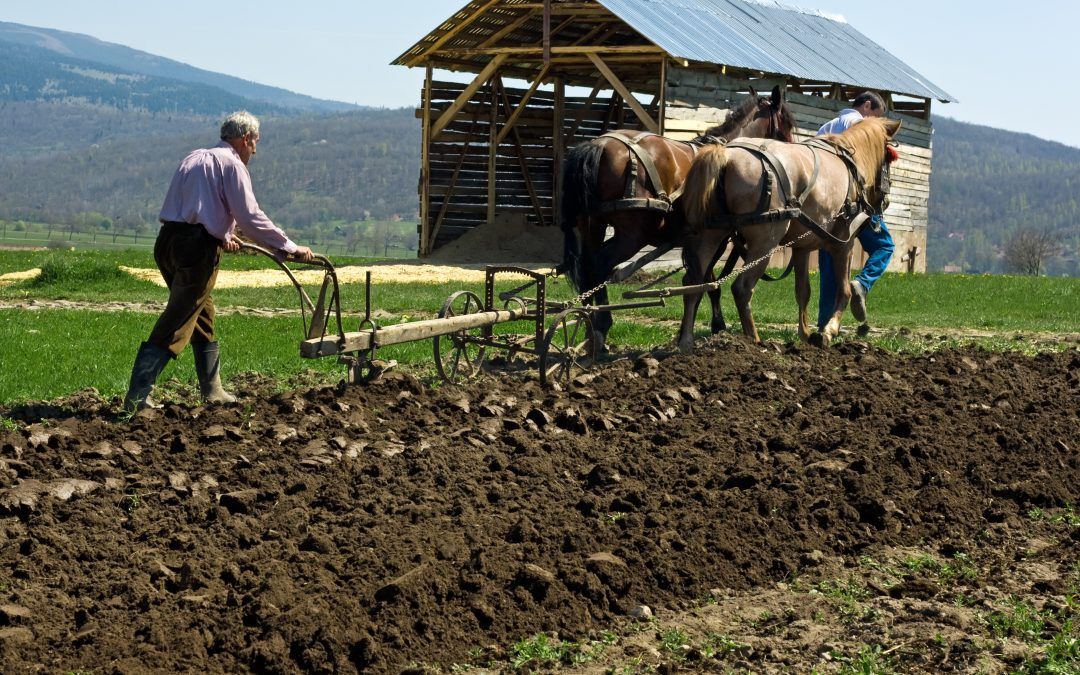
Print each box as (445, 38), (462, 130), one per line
(817, 109), (865, 136)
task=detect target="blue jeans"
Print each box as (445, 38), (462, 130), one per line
(817, 217), (894, 328)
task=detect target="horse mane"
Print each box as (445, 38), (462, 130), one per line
(818, 117), (893, 187)
(695, 94), (760, 141)
(776, 100), (796, 138)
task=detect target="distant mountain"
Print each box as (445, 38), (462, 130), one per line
(929, 116), (1080, 275)
(0, 40), (288, 119)
(0, 21), (356, 113)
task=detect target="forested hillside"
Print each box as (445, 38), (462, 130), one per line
(929, 116), (1079, 275)
(0, 107), (420, 231)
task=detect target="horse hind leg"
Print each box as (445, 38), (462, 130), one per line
(678, 231), (726, 353)
(730, 234), (779, 343)
(706, 276), (725, 334)
(792, 248), (813, 343)
(705, 235), (738, 334)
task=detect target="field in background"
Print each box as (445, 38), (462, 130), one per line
(0, 218), (420, 259)
(1, 248), (1077, 403)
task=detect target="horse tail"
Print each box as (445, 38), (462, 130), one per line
(682, 145), (730, 233)
(559, 141), (604, 291)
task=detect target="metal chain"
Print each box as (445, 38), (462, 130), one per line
(557, 230), (815, 308)
(706, 230), (816, 291)
(567, 278), (611, 307)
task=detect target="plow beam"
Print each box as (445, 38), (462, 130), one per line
(300, 308), (529, 358)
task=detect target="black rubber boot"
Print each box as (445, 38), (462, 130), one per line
(192, 341), (236, 404)
(849, 279), (868, 323)
(122, 342), (172, 412)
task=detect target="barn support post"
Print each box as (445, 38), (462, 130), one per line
(553, 77), (565, 229)
(658, 57), (667, 135)
(487, 81), (498, 225)
(419, 66), (433, 256)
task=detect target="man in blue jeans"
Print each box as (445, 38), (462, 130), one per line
(816, 91), (894, 328)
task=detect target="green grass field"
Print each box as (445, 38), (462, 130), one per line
(0, 248), (1076, 404)
(0, 219), (419, 258)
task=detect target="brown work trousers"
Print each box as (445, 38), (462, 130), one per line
(147, 222), (222, 356)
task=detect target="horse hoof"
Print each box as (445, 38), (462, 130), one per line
(856, 323), (870, 337)
(808, 332), (828, 348)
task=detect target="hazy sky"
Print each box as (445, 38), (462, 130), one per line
(3, 0), (1078, 148)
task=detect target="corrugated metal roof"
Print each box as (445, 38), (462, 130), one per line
(597, 0), (954, 101)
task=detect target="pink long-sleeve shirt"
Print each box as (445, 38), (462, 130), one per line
(158, 141), (297, 254)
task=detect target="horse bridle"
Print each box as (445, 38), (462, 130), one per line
(757, 100), (791, 143)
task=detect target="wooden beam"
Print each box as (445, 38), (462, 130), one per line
(587, 53), (658, 133)
(658, 58), (667, 135)
(440, 45), (663, 57)
(507, 2), (597, 8)
(495, 77), (546, 226)
(495, 64), (550, 145)
(566, 78), (605, 141)
(553, 76), (564, 228)
(573, 22), (621, 47)
(543, 0), (551, 64)
(478, 10), (534, 48)
(301, 308), (528, 358)
(430, 54), (508, 141)
(419, 66), (433, 256)
(487, 84), (498, 225)
(405, 0), (503, 67)
(430, 110), (482, 253)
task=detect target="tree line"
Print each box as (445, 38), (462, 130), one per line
(0, 105), (421, 244)
(929, 116), (1079, 275)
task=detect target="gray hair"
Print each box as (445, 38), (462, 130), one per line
(220, 111), (260, 140)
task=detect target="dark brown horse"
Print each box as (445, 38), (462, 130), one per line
(559, 86), (796, 345)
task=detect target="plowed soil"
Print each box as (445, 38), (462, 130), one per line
(1, 338), (1078, 673)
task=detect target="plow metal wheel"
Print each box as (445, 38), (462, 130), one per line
(433, 290), (487, 384)
(539, 308), (596, 386)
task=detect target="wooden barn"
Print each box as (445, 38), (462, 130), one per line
(393, 0), (954, 271)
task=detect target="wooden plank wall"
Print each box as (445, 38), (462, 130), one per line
(664, 68), (932, 272)
(422, 79), (656, 252)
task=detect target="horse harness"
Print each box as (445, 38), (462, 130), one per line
(709, 138), (885, 245)
(594, 131), (723, 216)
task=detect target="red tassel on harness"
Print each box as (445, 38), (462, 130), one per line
(885, 146), (900, 164)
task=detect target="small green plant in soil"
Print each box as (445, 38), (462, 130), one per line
(701, 633), (749, 660)
(831, 643), (896, 674)
(123, 491), (143, 514)
(658, 627), (690, 659)
(814, 577), (874, 621)
(509, 632), (617, 669)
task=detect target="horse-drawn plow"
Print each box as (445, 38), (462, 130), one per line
(241, 243), (668, 386)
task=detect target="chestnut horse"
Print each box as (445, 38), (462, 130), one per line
(559, 86), (795, 345)
(678, 116), (901, 351)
